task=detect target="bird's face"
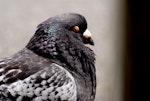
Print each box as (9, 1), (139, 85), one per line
(60, 13), (94, 45)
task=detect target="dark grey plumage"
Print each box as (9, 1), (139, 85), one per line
(0, 13), (96, 101)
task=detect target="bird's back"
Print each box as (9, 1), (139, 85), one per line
(0, 48), (77, 101)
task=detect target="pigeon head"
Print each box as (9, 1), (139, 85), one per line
(38, 13), (94, 45)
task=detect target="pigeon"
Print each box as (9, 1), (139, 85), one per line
(0, 13), (96, 101)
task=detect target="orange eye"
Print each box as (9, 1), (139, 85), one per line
(72, 26), (80, 33)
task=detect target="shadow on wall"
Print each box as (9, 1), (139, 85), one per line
(124, 0), (150, 101)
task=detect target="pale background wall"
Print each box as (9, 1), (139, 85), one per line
(0, 0), (126, 101)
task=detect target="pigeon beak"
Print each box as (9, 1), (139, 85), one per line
(83, 29), (94, 45)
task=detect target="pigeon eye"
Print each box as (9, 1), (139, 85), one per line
(72, 26), (80, 33)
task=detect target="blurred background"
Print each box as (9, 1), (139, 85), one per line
(0, 0), (150, 101)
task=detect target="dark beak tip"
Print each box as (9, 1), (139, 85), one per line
(89, 38), (94, 45)
(83, 37), (94, 46)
